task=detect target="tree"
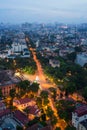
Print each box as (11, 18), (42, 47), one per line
(24, 107), (30, 116)
(28, 117), (39, 126)
(29, 82), (39, 93)
(17, 80), (30, 97)
(17, 80), (30, 91)
(40, 90), (48, 99)
(23, 66), (36, 74)
(0, 88), (2, 97)
(46, 106), (54, 118)
(9, 88), (16, 106)
(43, 98), (49, 106)
(10, 89), (16, 99)
(54, 49), (59, 54)
(84, 63), (87, 69)
(36, 97), (42, 108)
(67, 52), (76, 62)
(65, 125), (76, 130)
(65, 82), (76, 94)
(56, 100), (75, 121)
(49, 87), (57, 100)
(58, 110), (68, 121)
(55, 127), (61, 130)
(51, 115), (58, 126)
(75, 46), (82, 52)
(39, 121), (47, 127)
(82, 86), (87, 101)
(41, 113), (46, 121)
(16, 125), (23, 130)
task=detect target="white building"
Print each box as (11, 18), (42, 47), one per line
(7, 42), (30, 58)
(11, 42), (27, 53)
(59, 48), (74, 57)
(0, 53), (8, 58)
(49, 59), (60, 68)
(75, 53), (87, 66)
(78, 120), (87, 130)
(72, 105), (87, 129)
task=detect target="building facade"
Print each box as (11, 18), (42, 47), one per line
(72, 105), (87, 129)
(78, 120), (87, 130)
(0, 70), (20, 97)
(13, 98), (36, 110)
(75, 53), (87, 66)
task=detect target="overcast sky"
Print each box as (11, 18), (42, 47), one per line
(0, 0), (87, 24)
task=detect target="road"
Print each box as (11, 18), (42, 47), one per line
(23, 47), (56, 90)
(21, 35), (67, 130)
(49, 95), (67, 130)
(29, 47), (67, 130)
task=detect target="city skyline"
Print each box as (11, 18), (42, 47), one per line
(0, 0), (87, 24)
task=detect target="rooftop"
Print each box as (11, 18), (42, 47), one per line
(0, 102), (5, 107)
(78, 53), (87, 58)
(0, 109), (11, 118)
(75, 105), (87, 117)
(80, 119), (87, 128)
(26, 123), (51, 130)
(0, 70), (20, 87)
(14, 110), (29, 125)
(49, 59), (60, 64)
(18, 98), (34, 105)
(26, 106), (40, 115)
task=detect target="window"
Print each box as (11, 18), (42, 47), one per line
(76, 117), (79, 121)
(84, 115), (86, 118)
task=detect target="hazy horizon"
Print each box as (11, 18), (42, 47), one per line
(0, 0), (87, 24)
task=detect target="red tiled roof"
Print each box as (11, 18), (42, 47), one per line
(26, 124), (51, 130)
(65, 98), (75, 102)
(26, 124), (38, 130)
(0, 109), (11, 117)
(75, 105), (87, 117)
(14, 110), (29, 125)
(40, 126), (51, 130)
(27, 106), (40, 115)
(0, 102), (5, 107)
(60, 98), (75, 103)
(18, 98), (33, 104)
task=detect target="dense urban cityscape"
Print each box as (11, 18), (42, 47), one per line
(1, 0), (87, 130)
(0, 22), (87, 130)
